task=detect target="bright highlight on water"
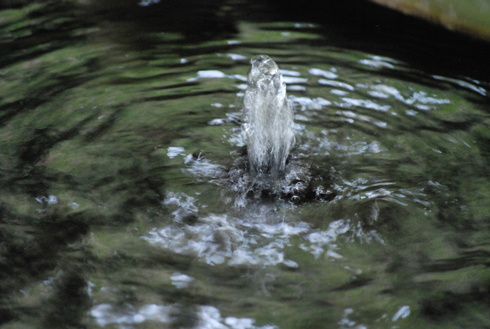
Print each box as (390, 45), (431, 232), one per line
(242, 55), (295, 176)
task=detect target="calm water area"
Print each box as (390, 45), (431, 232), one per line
(1, 0), (490, 328)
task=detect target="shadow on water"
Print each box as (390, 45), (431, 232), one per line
(86, 0), (238, 40)
(257, 0), (490, 81)
(1, 0), (490, 328)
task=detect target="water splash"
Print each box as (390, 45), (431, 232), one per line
(142, 192), (351, 267)
(242, 55), (295, 176)
(91, 302), (275, 329)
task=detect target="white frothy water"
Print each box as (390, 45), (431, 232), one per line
(142, 192), (351, 267)
(242, 55), (295, 176)
(91, 302), (275, 329)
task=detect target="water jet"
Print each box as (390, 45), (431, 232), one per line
(242, 55), (295, 177)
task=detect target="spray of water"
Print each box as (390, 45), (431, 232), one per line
(242, 55), (295, 177)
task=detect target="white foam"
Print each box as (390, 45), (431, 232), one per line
(392, 305), (411, 322)
(91, 303), (275, 329)
(143, 201), (352, 267)
(197, 70), (227, 79)
(318, 79), (354, 91)
(226, 53), (247, 61)
(196, 305), (277, 329)
(308, 68), (338, 79)
(91, 303), (173, 327)
(167, 146), (185, 159)
(170, 272), (194, 289)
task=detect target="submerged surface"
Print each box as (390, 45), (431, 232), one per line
(370, 0), (490, 41)
(1, 0), (490, 328)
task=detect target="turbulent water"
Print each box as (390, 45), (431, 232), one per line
(242, 55), (295, 176)
(1, 0), (490, 329)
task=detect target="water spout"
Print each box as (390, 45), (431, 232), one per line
(242, 55), (295, 177)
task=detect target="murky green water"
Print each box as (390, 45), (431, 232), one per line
(1, 0), (490, 328)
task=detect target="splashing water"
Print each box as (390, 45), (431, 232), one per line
(242, 55), (295, 176)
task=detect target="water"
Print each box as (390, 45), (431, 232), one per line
(1, 0), (490, 328)
(242, 55), (295, 176)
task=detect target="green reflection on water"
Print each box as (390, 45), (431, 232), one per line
(1, 1), (490, 328)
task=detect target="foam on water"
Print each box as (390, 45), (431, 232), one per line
(91, 302), (274, 329)
(242, 55), (295, 176)
(142, 192), (351, 267)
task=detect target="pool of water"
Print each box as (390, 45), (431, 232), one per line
(1, 0), (490, 328)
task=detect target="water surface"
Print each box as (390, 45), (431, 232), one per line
(1, 1), (490, 328)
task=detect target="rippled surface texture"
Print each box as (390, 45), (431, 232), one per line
(1, 0), (490, 328)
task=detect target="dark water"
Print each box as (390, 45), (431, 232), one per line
(1, 0), (490, 328)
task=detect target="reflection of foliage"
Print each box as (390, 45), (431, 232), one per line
(1, 0), (490, 328)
